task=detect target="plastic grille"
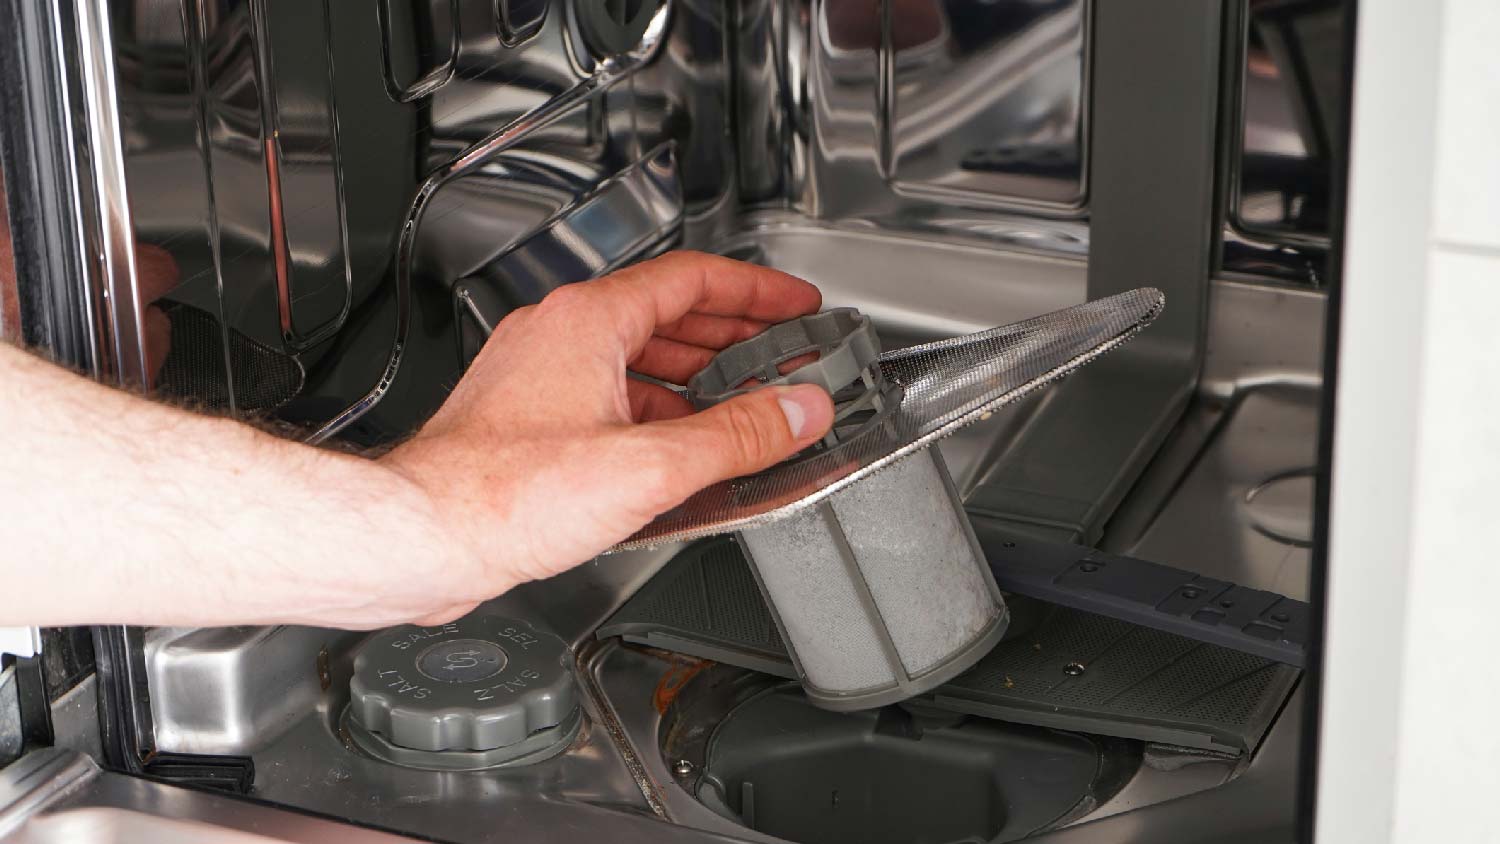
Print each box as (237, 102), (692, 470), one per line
(700, 541), (782, 650)
(609, 541), (787, 662)
(939, 608), (1296, 752)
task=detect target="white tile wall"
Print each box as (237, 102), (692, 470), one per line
(1329, 1), (1500, 841)
(1317, 0), (1442, 839)
(1391, 248), (1500, 843)
(1431, 1), (1500, 253)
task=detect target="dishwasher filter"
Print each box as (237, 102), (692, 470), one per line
(663, 293), (1163, 710)
(687, 308), (1008, 709)
(618, 287), (1164, 549)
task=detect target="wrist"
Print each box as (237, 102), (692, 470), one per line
(375, 443), (501, 600)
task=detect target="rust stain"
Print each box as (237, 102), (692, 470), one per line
(652, 656), (710, 714)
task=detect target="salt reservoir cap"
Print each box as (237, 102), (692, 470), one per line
(348, 615), (577, 757)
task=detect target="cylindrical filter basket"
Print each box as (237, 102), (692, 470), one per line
(687, 309), (1009, 711)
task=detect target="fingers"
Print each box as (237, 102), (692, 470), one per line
(629, 336), (717, 385)
(625, 384), (834, 511)
(540, 251), (821, 360)
(134, 242), (181, 304)
(630, 340), (825, 388)
(626, 379), (693, 422)
(655, 312), (769, 349)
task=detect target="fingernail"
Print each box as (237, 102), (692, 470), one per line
(778, 394), (808, 438)
(777, 385), (831, 440)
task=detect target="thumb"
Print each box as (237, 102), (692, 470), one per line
(635, 384), (835, 504)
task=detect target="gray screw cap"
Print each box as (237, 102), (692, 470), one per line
(348, 616), (576, 753)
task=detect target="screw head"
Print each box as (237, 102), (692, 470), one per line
(673, 759), (695, 778)
(1063, 662), (1086, 677)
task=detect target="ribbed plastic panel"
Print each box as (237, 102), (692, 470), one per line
(605, 540), (792, 678)
(600, 539), (1299, 755)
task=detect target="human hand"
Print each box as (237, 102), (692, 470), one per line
(135, 242), (179, 384)
(377, 251), (836, 625)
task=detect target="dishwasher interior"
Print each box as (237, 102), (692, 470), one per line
(0, 0), (1343, 841)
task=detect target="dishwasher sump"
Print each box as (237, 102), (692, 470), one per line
(660, 669), (1140, 844)
(588, 535), (1300, 843)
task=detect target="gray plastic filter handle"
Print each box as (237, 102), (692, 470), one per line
(687, 309), (880, 409)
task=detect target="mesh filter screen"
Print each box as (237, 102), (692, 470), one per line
(156, 303), (305, 412)
(824, 450), (999, 677)
(617, 288), (1165, 549)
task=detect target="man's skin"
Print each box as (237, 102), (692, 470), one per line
(0, 247), (835, 629)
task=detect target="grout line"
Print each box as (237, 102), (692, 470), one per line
(1432, 238), (1500, 260)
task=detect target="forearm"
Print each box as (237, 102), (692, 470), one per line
(0, 342), (470, 628)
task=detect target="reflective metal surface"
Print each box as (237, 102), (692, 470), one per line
(1104, 279), (1326, 602)
(92, 0), (713, 441)
(61, 0), (1330, 439)
(144, 626), (359, 755)
(1222, 0), (1344, 284)
(454, 140), (684, 365)
(115, 262), (1313, 844)
(889, 0), (1088, 210)
(722, 215), (1087, 340)
(0, 0), (149, 382)
(0, 749), (100, 841)
(1120, 387), (1318, 600)
(962, 0), (1222, 548)
(378, 0), (458, 104)
(0, 747), (770, 844)
(725, 0), (1092, 245)
(769, 0), (1091, 253)
(5, 0), (1333, 841)
(306, 1), (672, 441)
(225, 595), (659, 843)
(45, 677), (102, 767)
(76, 0), (153, 388)
(114, 0), (425, 417)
